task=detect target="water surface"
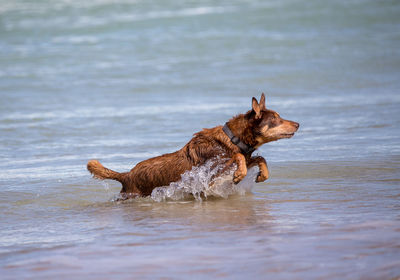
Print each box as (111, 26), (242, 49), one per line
(1, 0), (400, 279)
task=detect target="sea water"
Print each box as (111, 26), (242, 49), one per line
(1, 0), (400, 279)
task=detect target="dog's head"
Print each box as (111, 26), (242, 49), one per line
(248, 93), (299, 146)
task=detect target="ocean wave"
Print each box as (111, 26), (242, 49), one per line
(0, 164), (85, 181)
(52, 35), (99, 45)
(115, 6), (235, 23)
(3, 5), (236, 31)
(0, 103), (242, 122)
(0, 152), (158, 168)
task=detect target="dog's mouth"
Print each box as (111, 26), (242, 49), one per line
(280, 133), (295, 138)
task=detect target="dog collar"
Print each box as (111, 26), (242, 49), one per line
(222, 123), (255, 155)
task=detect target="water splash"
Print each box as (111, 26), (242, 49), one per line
(151, 159), (258, 202)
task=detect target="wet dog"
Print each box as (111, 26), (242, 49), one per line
(87, 93), (299, 198)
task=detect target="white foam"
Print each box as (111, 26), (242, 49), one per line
(151, 159), (257, 202)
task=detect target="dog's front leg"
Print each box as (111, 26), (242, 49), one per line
(226, 153), (247, 184)
(248, 156), (269, 183)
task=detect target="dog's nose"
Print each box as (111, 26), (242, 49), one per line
(293, 122), (300, 129)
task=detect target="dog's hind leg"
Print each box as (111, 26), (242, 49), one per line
(248, 156), (269, 183)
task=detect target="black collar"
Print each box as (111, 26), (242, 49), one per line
(222, 123), (255, 155)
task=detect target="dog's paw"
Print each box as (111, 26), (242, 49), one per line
(256, 171), (269, 183)
(233, 169), (247, 184)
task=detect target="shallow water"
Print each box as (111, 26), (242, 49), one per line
(1, 0), (400, 279)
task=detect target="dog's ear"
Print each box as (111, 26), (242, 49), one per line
(260, 93), (266, 110)
(252, 97), (262, 119)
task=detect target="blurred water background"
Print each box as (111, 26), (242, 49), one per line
(1, 0), (400, 279)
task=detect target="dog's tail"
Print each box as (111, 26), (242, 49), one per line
(87, 160), (125, 183)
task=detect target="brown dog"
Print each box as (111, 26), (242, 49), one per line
(87, 93), (299, 198)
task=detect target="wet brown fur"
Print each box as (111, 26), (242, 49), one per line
(87, 94), (299, 197)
